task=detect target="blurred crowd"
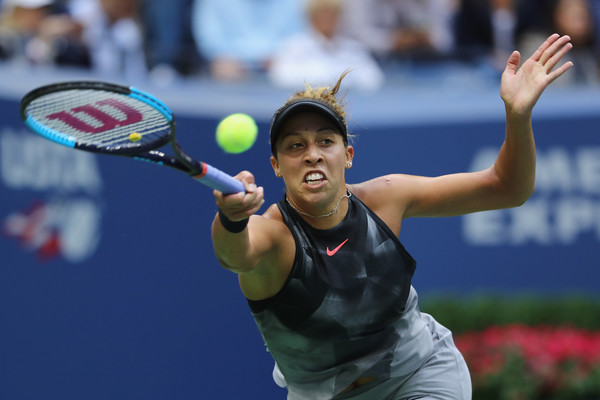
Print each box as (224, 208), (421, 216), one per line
(0, 0), (599, 90)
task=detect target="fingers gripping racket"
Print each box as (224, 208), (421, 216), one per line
(20, 81), (245, 194)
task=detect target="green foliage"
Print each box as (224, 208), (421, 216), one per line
(420, 294), (600, 334)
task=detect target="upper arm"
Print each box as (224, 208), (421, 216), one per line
(401, 167), (511, 218)
(353, 166), (527, 224)
(211, 205), (286, 272)
(211, 205), (295, 300)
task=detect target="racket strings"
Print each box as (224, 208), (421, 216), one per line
(25, 89), (171, 149)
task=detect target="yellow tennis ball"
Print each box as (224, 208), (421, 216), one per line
(216, 113), (258, 154)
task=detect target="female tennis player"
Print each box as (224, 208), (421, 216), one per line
(211, 34), (573, 399)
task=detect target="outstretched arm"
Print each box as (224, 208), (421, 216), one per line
(210, 171), (295, 300)
(361, 34), (574, 223)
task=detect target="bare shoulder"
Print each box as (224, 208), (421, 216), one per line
(347, 175), (415, 234)
(246, 203), (287, 236)
(262, 202), (284, 223)
(247, 203), (294, 263)
(260, 203), (294, 239)
(348, 174), (414, 209)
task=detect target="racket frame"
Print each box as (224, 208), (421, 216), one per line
(20, 81), (245, 194)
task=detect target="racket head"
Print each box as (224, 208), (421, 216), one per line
(20, 81), (175, 155)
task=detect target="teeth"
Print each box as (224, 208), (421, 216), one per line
(306, 173), (324, 183)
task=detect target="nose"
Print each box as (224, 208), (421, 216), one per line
(303, 143), (323, 165)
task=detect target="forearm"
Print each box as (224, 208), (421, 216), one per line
(493, 108), (536, 206)
(493, 33), (573, 205)
(211, 212), (255, 273)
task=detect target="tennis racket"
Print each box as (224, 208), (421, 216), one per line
(20, 81), (245, 194)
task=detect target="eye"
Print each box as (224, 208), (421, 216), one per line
(319, 137), (335, 146)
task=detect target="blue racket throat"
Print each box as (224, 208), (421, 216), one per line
(20, 81), (246, 194)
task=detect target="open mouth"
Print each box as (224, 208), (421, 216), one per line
(305, 172), (325, 187)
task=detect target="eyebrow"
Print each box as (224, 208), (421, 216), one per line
(282, 126), (339, 137)
(318, 126), (340, 133)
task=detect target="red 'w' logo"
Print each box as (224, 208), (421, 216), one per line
(46, 99), (143, 134)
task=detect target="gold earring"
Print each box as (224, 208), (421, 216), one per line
(276, 172), (282, 177)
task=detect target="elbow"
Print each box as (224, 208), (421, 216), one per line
(506, 183), (535, 208)
(215, 249), (254, 274)
(490, 166), (535, 208)
(215, 256), (254, 274)
(509, 195), (530, 208)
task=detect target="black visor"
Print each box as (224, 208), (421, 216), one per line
(269, 99), (347, 155)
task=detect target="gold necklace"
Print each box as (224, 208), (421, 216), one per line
(285, 190), (352, 218)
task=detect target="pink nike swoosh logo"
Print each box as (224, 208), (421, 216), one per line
(326, 239), (349, 256)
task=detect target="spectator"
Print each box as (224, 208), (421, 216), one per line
(592, 0), (600, 44)
(520, 0), (599, 85)
(268, 0), (385, 91)
(0, 0), (88, 66)
(68, 0), (146, 80)
(0, 0), (54, 63)
(592, 0), (600, 64)
(141, 0), (199, 84)
(454, 0), (546, 70)
(191, 0), (306, 81)
(341, 0), (456, 64)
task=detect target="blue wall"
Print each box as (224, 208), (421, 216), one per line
(1, 75), (599, 399)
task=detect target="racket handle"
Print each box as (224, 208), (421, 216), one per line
(194, 163), (245, 194)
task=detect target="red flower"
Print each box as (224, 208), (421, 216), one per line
(455, 325), (600, 399)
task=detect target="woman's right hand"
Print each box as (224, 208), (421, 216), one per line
(213, 171), (265, 221)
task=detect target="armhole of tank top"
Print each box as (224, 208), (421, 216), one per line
(246, 200), (302, 314)
(352, 194), (417, 268)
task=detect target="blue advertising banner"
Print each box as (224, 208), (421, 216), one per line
(1, 74), (598, 399)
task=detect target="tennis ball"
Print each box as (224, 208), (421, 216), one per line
(216, 113), (258, 154)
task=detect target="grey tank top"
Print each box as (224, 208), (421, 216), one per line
(248, 193), (435, 399)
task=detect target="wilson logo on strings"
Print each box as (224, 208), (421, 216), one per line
(46, 99), (143, 134)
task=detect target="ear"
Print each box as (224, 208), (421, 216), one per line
(345, 146), (354, 167)
(270, 155), (281, 177)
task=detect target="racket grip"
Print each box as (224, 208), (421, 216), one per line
(194, 164), (245, 194)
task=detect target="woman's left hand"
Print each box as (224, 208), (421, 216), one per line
(500, 33), (573, 118)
